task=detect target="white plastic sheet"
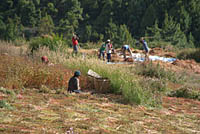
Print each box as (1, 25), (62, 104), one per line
(131, 53), (176, 62)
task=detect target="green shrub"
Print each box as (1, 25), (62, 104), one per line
(177, 48), (200, 62)
(79, 42), (101, 49)
(65, 58), (157, 105)
(29, 34), (66, 52)
(0, 100), (13, 110)
(168, 87), (200, 101)
(0, 87), (16, 101)
(136, 62), (181, 83)
(13, 37), (27, 46)
(0, 87), (15, 96)
(141, 79), (168, 93)
(138, 79), (167, 107)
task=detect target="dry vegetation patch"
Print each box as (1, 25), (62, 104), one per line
(0, 55), (90, 90)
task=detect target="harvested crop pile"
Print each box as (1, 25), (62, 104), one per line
(172, 59), (200, 74)
(149, 48), (176, 58)
(111, 53), (124, 62)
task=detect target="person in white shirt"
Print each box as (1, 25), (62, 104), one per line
(105, 39), (112, 62)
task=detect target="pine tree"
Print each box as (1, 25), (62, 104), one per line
(116, 24), (134, 47)
(172, 24), (188, 48)
(140, 4), (157, 31)
(161, 13), (188, 48)
(38, 14), (54, 35)
(0, 16), (6, 39)
(187, 32), (195, 48)
(161, 13), (177, 42)
(146, 20), (162, 41)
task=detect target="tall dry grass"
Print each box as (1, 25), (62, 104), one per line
(0, 55), (72, 89)
(0, 41), (28, 56)
(0, 41), (162, 106)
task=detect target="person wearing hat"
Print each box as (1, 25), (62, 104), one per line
(105, 39), (112, 62)
(68, 70), (82, 93)
(140, 37), (150, 61)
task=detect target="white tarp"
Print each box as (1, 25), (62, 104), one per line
(131, 53), (176, 62)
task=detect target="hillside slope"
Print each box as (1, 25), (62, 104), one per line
(0, 43), (200, 134)
(0, 87), (200, 134)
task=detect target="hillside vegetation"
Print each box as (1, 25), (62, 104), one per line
(1, 0), (200, 48)
(0, 41), (200, 133)
(1, 1), (200, 133)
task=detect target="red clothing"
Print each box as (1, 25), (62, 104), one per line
(72, 37), (78, 46)
(110, 43), (113, 48)
(41, 56), (49, 63)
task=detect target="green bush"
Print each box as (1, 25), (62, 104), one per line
(79, 42), (101, 49)
(29, 34), (66, 52)
(0, 100), (13, 110)
(135, 62), (184, 83)
(0, 87), (16, 96)
(177, 48), (200, 62)
(136, 62), (181, 83)
(65, 58), (157, 106)
(168, 87), (200, 101)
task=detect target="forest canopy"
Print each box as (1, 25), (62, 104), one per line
(0, 0), (200, 48)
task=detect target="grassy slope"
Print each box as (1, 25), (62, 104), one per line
(0, 43), (200, 133)
(0, 88), (200, 134)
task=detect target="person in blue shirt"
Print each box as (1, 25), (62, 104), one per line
(121, 44), (131, 59)
(140, 37), (150, 61)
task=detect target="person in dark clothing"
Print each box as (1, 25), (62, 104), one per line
(68, 70), (82, 93)
(140, 37), (150, 61)
(99, 43), (106, 60)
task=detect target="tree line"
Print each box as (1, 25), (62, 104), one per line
(0, 0), (200, 48)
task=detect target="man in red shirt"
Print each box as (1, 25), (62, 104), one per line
(72, 33), (79, 54)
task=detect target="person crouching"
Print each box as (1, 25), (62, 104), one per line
(68, 70), (82, 93)
(41, 56), (49, 64)
(121, 44), (131, 59)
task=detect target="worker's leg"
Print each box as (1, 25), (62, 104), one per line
(122, 48), (126, 59)
(98, 51), (101, 59)
(73, 45), (78, 54)
(107, 53), (111, 62)
(145, 52), (149, 61)
(102, 52), (105, 61)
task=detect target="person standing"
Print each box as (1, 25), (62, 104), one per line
(68, 70), (82, 93)
(105, 39), (112, 62)
(140, 37), (150, 61)
(72, 33), (79, 54)
(99, 42), (106, 60)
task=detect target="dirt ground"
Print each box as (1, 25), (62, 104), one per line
(106, 48), (200, 74)
(0, 88), (200, 134)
